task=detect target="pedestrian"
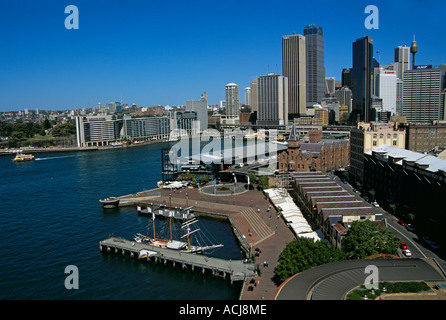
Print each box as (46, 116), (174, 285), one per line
(261, 294), (264, 300)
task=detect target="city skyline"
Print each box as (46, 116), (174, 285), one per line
(1, 0), (445, 111)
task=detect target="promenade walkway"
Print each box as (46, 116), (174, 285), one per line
(117, 185), (296, 300)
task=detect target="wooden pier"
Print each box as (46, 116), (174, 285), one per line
(99, 237), (258, 283)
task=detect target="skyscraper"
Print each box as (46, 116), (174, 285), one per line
(256, 73), (288, 126)
(376, 68), (397, 115)
(225, 83), (239, 116)
(403, 66), (442, 122)
(352, 36), (374, 122)
(394, 46), (410, 79)
(244, 87), (251, 106)
(304, 24), (325, 107)
(282, 33), (306, 118)
(250, 78), (258, 112)
(186, 92), (208, 131)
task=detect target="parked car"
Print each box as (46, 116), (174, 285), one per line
(406, 224), (416, 232)
(372, 201), (380, 207)
(398, 220), (407, 226)
(400, 242), (408, 250)
(423, 236), (440, 249)
(402, 249), (412, 257)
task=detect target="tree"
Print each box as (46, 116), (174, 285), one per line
(247, 172), (257, 188)
(274, 237), (346, 283)
(258, 175), (269, 190)
(342, 220), (399, 259)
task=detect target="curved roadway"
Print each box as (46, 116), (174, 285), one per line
(275, 258), (446, 300)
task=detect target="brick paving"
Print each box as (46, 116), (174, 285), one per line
(124, 185), (296, 300)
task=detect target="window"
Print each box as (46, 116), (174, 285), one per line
(387, 134), (391, 139)
(379, 133), (383, 138)
(393, 140), (397, 146)
(393, 133), (397, 138)
(373, 141), (377, 146)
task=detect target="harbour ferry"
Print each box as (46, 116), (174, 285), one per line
(12, 151), (35, 162)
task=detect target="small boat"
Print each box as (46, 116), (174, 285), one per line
(99, 197), (120, 208)
(12, 151), (34, 162)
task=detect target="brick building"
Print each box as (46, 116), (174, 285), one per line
(278, 124), (350, 174)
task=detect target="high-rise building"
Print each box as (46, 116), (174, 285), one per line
(244, 87), (251, 106)
(325, 77), (336, 97)
(334, 87), (352, 112)
(304, 24), (325, 107)
(250, 79), (258, 112)
(394, 46), (410, 79)
(403, 66), (443, 123)
(376, 68), (397, 115)
(341, 68), (352, 88)
(256, 73), (288, 127)
(282, 33), (306, 118)
(186, 92), (208, 131)
(225, 83), (239, 116)
(351, 36), (374, 122)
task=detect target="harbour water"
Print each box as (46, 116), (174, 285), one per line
(0, 143), (243, 300)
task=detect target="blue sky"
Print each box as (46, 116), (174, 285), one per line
(0, 0), (445, 111)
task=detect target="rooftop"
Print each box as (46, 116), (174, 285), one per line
(368, 144), (446, 174)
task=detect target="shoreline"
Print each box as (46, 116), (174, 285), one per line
(0, 139), (170, 156)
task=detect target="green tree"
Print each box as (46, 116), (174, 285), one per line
(43, 119), (52, 130)
(258, 175), (269, 190)
(274, 237), (346, 283)
(247, 172), (257, 187)
(342, 220), (398, 259)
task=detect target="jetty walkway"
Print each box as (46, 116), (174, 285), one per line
(106, 186), (296, 300)
(100, 237), (257, 283)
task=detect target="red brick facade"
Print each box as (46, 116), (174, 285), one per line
(278, 128), (350, 173)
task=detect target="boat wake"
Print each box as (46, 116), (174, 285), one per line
(35, 155), (76, 161)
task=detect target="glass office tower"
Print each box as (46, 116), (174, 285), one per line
(304, 24), (325, 107)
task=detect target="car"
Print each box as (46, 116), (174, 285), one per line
(400, 242), (408, 250)
(406, 224), (416, 232)
(342, 180), (347, 184)
(398, 220), (407, 226)
(372, 201), (380, 207)
(423, 236), (440, 249)
(402, 249), (412, 257)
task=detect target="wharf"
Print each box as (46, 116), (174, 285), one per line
(103, 185), (297, 300)
(99, 237), (257, 283)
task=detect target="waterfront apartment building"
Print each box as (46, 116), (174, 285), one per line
(256, 73), (288, 127)
(304, 24), (325, 107)
(402, 66), (444, 123)
(351, 36), (374, 123)
(282, 33), (306, 118)
(349, 121), (406, 185)
(75, 115), (170, 147)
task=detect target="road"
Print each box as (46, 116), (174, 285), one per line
(328, 172), (446, 271)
